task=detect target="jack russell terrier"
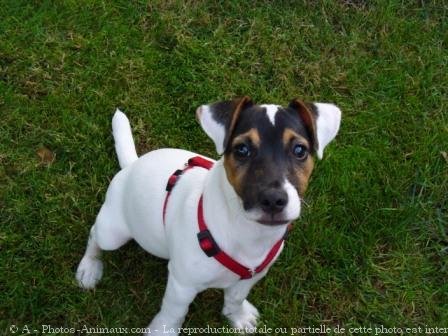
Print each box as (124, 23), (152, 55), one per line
(76, 97), (341, 334)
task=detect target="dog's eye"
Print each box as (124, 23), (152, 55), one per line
(292, 144), (308, 160)
(234, 143), (251, 158)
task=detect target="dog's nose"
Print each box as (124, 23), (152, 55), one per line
(259, 188), (288, 214)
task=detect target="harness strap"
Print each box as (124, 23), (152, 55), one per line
(163, 156), (289, 280)
(197, 196), (289, 279)
(163, 156), (214, 224)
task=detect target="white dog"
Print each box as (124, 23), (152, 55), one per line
(76, 97), (341, 335)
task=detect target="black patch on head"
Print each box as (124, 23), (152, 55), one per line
(305, 102), (319, 119)
(224, 104), (314, 212)
(225, 105), (313, 153)
(210, 101), (238, 126)
(283, 106), (315, 147)
(208, 97), (254, 151)
(288, 99), (319, 152)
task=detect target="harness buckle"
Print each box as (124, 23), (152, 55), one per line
(197, 229), (220, 257)
(166, 169), (183, 192)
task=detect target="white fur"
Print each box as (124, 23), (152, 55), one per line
(261, 104), (280, 126)
(313, 103), (342, 159)
(76, 113), (289, 335)
(76, 227), (103, 289)
(112, 109), (138, 168)
(196, 105), (226, 154)
(223, 298), (259, 331)
(283, 179), (301, 220)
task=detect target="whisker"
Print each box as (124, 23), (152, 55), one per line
(301, 198), (310, 208)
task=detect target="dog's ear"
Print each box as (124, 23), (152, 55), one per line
(289, 99), (341, 159)
(196, 96), (253, 154)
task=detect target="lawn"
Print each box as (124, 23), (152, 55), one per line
(1, 0), (447, 335)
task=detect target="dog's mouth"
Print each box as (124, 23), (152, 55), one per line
(243, 207), (296, 226)
(256, 215), (290, 226)
(257, 220), (289, 226)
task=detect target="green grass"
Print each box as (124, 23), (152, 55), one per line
(1, 0), (447, 334)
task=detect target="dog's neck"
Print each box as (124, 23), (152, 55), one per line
(202, 158), (288, 264)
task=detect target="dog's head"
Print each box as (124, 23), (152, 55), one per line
(196, 97), (341, 226)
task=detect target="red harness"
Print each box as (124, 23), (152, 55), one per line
(163, 156), (289, 280)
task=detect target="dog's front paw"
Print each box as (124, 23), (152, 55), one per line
(76, 256), (103, 289)
(147, 314), (180, 336)
(223, 300), (259, 333)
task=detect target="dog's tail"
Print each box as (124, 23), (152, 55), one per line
(112, 109), (138, 169)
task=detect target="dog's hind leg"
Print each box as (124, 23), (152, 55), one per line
(76, 202), (131, 289)
(76, 225), (104, 289)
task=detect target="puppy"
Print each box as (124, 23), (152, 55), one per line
(76, 97), (341, 335)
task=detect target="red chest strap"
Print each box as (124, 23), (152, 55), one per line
(162, 156), (214, 224)
(163, 156), (289, 280)
(197, 196), (289, 279)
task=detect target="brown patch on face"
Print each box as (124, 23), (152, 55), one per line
(295, 156), (314, 196)
(223, 128), (260, 197)
(223, 153), (246, 197)
(233, 128), (260, 147)
(283, 128), (314, 196)
(282, 128), (310, 148)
